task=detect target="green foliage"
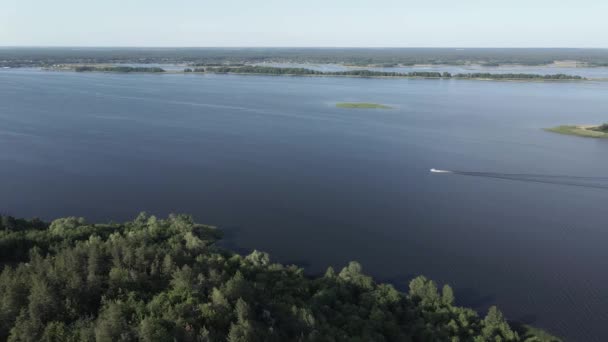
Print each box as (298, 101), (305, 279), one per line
(442, 285), (455, 306)
(482, 306), (519, 341)
(0, 214), (558, 341)
(409, 276), (439, 305)
(49, 217), (86, 236)
(139, 317), (175, 342)
(516, 324), (563, 342)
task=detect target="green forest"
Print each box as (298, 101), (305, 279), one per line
(0, 214), (559, 341)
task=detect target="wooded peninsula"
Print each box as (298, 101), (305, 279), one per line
(0, 214), (560, 341)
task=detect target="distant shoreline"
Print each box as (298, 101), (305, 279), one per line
(4, 48), (608, 70)
(41, 64), (601, 82)
(202, 72), (595, 82)
(204, 72), (595, 82)
(266, 60), (606, 69)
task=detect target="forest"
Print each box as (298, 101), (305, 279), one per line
(0, 214), (559, 341)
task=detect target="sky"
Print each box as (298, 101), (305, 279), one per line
(1, 0), (607, 47)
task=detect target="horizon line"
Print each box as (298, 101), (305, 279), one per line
(1, 46), (608, 50)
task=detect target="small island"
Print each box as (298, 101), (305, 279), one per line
(336, 102), (392, 109)
(546, 123), (608, 138)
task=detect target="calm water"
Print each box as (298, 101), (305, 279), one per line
(2, 69), (608, 341)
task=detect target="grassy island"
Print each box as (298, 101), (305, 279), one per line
(0, 213), (561, 341)
(336, 102), (392, 109)
(546, 124), (608, 138)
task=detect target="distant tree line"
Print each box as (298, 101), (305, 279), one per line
(66, 64), (585, 80)
(0, 213), (560, 341)
(209, 66), (322, 75)
(4, 48), (608, 68)
(74, 66), (166, 73)
(204, 66), (584, 80)
(328, 70), (445, 78)
(453, 73), (584, 80)
(207, 66), (447, 78)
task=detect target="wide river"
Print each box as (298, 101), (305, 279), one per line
(2, 69), (608, 341)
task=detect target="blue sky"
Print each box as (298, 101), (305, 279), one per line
(1, 0), (607, 47)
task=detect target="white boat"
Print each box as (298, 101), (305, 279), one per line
(430, 168), (452, 173)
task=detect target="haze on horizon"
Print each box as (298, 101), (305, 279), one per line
(1, 0), (607, 48)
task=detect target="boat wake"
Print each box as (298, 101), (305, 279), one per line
(430, 169), (608, 189)
(430, 168), (453, 174)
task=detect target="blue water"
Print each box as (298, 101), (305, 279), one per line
(2, 69), (608, 341)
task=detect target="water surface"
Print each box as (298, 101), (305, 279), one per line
(1, 69), (608, 341)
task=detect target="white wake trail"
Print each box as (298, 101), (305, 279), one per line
(430, 168), (453, 174)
